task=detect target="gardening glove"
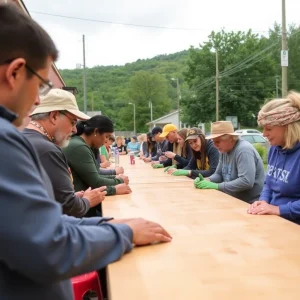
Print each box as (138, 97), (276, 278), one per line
(194, 174), (204, 187)
(172, 170), (189, 176)
(195, 180), (218, 190)
(164, 165), (177, 172)
(152, 164), (164, 169)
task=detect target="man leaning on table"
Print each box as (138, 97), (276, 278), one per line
(0, 4), (171, 300)
(194, 121), (265, 203)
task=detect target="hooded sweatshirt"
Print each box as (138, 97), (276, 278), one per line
(259, 142), (300, 224)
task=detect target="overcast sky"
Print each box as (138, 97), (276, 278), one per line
(25, 0), (299, 69)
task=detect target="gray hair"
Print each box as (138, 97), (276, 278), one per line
(31, 112), (50, 121)
(220, 134), (239, 141)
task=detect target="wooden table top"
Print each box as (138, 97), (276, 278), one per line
(104, 155), (300, 300)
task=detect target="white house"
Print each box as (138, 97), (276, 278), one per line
(146, 110), (205, 133)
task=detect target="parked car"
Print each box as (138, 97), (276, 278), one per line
(240, 133), (270, 151)
(235, 129), (262, 135)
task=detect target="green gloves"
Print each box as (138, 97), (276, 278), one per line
(152, 164), (164, 169)
(194, 179), (218, 190)
(164, 165), (177, 172)
(172, 170), (189, 176)
(194, 174), (204, 186)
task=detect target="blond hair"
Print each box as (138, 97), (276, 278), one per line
(259, 91), (300, 149)
(137, 133), (147, 143)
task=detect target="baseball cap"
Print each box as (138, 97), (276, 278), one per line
(159, 124), (178, 137)
(185, 127), (204, 141)
(30, 89), (90, 120)
(151, 126), (162, 136)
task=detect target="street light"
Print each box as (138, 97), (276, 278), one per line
(171, 77), (181, 129)
(128, 102), (136, 135)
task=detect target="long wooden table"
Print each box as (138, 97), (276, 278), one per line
(104, 156), (300, 300)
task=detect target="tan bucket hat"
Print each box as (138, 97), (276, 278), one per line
(205, 121), (240, 139)
(30, 89), (90, 120)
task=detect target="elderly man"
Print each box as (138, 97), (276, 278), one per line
(24, 89), (117, 217)
(0, 4), (171, 300)
(194, 121), (264, 203)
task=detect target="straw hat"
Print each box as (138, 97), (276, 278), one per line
(205, 121), (239, 139)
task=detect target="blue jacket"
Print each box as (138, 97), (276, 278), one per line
(260, 142), (300, 224)
(0, 106), (133, 300)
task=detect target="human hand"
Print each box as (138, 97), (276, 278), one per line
(152, 164), (164, 169)
(100, 161), (111, 168)
(143, 157), (152, 163)
(126, 218), (172, 245)
(115, 183), (132, 195)
(115, 166), (124, 175)
(150, 160), (159, 165)
(171, 170), (189, 176)
(167, 168), (177, 175)
(194, 180), (218, 190)
(75, 190), (84, 198)
(247, 200), (280, 215)
(164, 151), (176, 159)
(84, 186), (107, 207)
(164, 165), (177, 172)
(116, 174), (129, 184)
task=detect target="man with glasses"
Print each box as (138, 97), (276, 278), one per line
(24, 88), (109, 217)
(0, 4), (171, 300)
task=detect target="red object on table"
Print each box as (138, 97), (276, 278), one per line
(71, 271), (103, 300)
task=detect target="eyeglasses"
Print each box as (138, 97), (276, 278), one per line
(59, 111), (78, 127)
(25, 64), (53, 96)
(1, 59), (53, 96)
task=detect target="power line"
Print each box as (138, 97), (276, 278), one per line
(29, 11), (270, 32)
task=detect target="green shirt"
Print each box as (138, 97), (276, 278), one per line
(63, 136), (122, 198)
(99, 145), (109, 160)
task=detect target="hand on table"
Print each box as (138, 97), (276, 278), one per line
(126, 218), (172, 245)
(115, 183), (132, 195)
(247, 200), (280, 215)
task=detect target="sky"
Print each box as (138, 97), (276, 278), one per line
(24, 0), (300, 69)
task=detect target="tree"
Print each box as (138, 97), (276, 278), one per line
(120, 71), (171, 132)
(183, 29), (279, 126)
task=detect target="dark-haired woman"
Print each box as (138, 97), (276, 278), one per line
(168, 127), (219, 178)
(63, 115), (131, 217)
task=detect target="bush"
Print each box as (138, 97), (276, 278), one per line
(253, 143), (267, 163)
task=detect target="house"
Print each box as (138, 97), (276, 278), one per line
(146, 110), (181, 131)
(5, 0), (66, 90)
(146, 110), (205, 133)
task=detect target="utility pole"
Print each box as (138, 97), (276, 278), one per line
(149, 101), (153, 122)
(276, 77), (279, 98)
(216, 49), (219, 121)
(281, 0), (288, 97)
(83, 34), (87, 113)
(176, 78), (181, 129)
(129, 103), (136, 135)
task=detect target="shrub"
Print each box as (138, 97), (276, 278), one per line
(253, 143), (267, 163)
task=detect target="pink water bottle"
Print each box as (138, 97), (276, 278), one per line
(129, 152), (135, 165)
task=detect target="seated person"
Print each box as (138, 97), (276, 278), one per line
(195, 121), (264, 204)
(127, 136), (140, 153)
(115, 135), (127, 155)
(143, 126), (168, 163)
(151, 124), (179, 168)
(63, 115), (131, 217)
(163, 128), (193, 172)
(248, 91), (300, 224)
(99, 136), (115, 167)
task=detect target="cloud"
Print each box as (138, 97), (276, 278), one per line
(24, 0), (300, 69)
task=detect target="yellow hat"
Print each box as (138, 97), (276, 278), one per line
(159, 124), (178, 137)
(30, 89), (90, 120)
